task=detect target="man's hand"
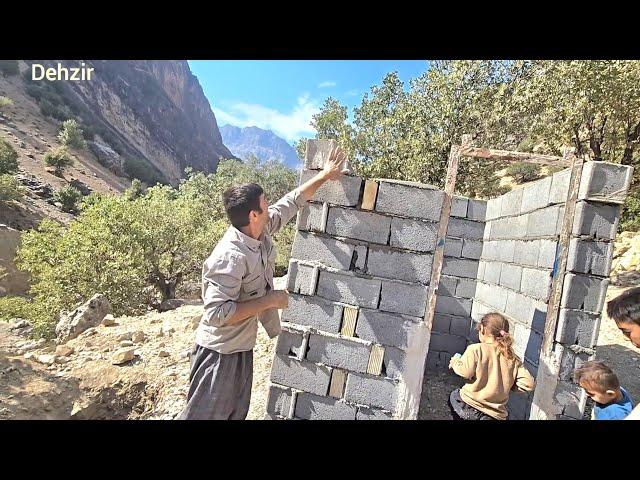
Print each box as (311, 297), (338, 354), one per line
(267, 290), (289, 309)
(321, 146), (347, 180)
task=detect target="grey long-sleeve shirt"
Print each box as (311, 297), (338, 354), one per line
(194, 189), (307, 354)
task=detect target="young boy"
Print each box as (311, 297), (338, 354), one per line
(573, 361), (634, 420)
(606, 286), (640, 419)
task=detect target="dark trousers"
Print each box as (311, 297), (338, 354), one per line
(448, 388), (496, 420)
(179, 344), (253, 420)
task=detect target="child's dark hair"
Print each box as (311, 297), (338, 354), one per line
(573, 361), (620, 392)
(478, 312), (516, 361)
(607, 286), (640, 326)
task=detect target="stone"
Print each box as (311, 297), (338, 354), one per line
(159, 350), (170, 358)
(132, 331), (146, 343)
(101, 314), (116, 326)
(111, 348), (136, 365)
(55, 293), (110, 342)
(120, 340), (134, 347)
(55, 345), (74, 357)
(36, 354), (56, 365)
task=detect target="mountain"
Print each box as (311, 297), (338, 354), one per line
(20, 60), (235, 184)
(219, 125), (301, 170)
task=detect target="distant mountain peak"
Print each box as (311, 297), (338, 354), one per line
(219, 124), (300, 169)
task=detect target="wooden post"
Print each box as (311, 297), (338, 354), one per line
(423, 135), (471, 330)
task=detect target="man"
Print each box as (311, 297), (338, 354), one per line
(179, 146), (347, 420)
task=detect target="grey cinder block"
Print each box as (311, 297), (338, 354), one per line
(306, 334), (371, 373)
(294, 392), (357, 420)
(291, 231), (367, 271)
(287, 261), (318, 295)
(527, 205), (564, 237)
(514, 239), (540, 267)
(367, 247), (433, 284)
(451, 196), (469, 218)
(462, 239), (483, 260)
(375, 180), (444, 221)
(389, 217), (438, 252)
(281, 293), (343, 333)
(316, 270), (381, 309)
(572, 201), (620, 240)
(560, 273), (609, 314)
(299, 169), (362, 206)
(429, 332), (468, 355)
(297, 202), (326, 232)
(500, 188), (523, 217)
(555, 308), (601, 348)
(344, 372), (398, 411)
(566, 238), (614, 277)
(435, 294), (473, 317)
(578, 161), (633, 204)
(549, 168), (571, 204)
(455, 278), (477, 299)
(442, 257), (479, 279)
(379, 280), (429, 317)
(444, 237), (463, 257)
(270, 355), (332, 396)
(500, 263), (523, 291)
(355, 308), (423, 349)
(305, 139), (337, 169)
(356, 407), (393, 420)
(485, 197), (502, 221)
(266, 384), (292, 418)
(520, 268), (552, 302)
(447, 218), (485, 240)
(467, 199), (487, 222)
(520, 176), (552, 213)
(537, 239), (557, 269)
(327, 207), (392, 245)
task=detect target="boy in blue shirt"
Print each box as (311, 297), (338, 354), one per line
(573, 361), (634, 420)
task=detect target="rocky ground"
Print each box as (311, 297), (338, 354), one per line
(0, 277), (638, 420)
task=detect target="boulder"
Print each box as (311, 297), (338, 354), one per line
(111, 348), (136, 365)
(55, 294), (110, 342)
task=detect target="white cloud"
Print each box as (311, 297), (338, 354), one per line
(213, 94), (320, 142)
(345, 89), (360, 97)
(318, 81), (337, 88)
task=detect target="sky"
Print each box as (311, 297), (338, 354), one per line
(188, 60), (429, 145)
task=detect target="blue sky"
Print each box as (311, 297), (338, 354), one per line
(188, 60), (428, 145)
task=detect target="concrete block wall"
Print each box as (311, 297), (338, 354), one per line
(472, 162), (632, 419)
(267, 140), (433, 419)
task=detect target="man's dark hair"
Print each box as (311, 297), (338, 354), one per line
(223, 183), (264, 229)
(607, 286), (640, 326)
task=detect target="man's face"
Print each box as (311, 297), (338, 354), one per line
(615, 320), (640, 348)
(253, 193), (269, 233)
(579, 381), (617, 405)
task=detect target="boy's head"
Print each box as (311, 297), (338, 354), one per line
(222, 183), (268, 232)
(573, 361), (621, 405)
(606, 286), (640, 348)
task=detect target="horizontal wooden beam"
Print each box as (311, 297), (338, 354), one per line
(459, 147), (571, 167)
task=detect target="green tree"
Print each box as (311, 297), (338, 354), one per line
(506, 162), (541, 183)
(58, 119), (87, 149)
(124, 178), (146, 200)
(44, 147), (74, 176)
(0, 96), (13, 110)
(0, 138), (19, 174)
(54, 185), (82, 213)
(0, 174), (23, 202)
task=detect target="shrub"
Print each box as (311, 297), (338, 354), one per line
(506, 162), (541, 183)
(58, 119), (87, 149)
(0, 96), (13, 110)
(123, 156), (168, 186)
(0, 138), (19, 174)
(0, 296), (32, 322)
(0, 174), (23, 202)
(44, 147), (74, 175)
(53, 185), (82, 213)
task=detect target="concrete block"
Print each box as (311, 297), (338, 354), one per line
(572, 201), (620, 240)
(500, 188), (523, 217)
(455, 278), (477, 299)
(270, 355), (332, 395)
(294, 392), (357, 420)
(514, 240), (539, 267)
(367, 247), (433, 284)
(266, 384), (292, 418)
(505, 290), (548, 333)
(513, 323), (543, 366)
(561, 273), (609, 314)
(553, 380), (584, 418)
(300, 169), (362, 206)
(287, 261), (318, 295)
(485, 197), (502, 221)
(281, 294), (343, 333)
(566, 238), (614, 276)
(380, 280), (428, 317)
(483, 221), (492, 241)
(375, 180), (444, 221)
(442, 258), (479, 279)
(484, 261), (502, 284)
(451, 196), (469, 218)
(496, 240), (516, 263)
(382, 346), (406, 379)
(305, 138), (336, 169)
(433, 313), (452, 334)
(447, 218), (484, 240)
(389, 217), (438, 253)
(327, 207), (391, 245)
(435, 295), (472, 317)
(467, 199), (487, 222)
(471, 299), (493, 322)
(356, 407), (393, 420)
(316, 270), (381, 309)
(556, 308), (601, 348)
(444, 237), (463, 257)
(558, 344), (592, 382)
(480, 241), (497, 261)
(537, 239), (557, 269)
(438, 275), (458, 297)
(520, 175), (552, 213)
(462, 239), (483, 260)
(355, 308), (422, 349)
(449, 315), (472, 337)
(578, 161), (633, 204)
(499, 264), (522, 291)
(344, 373), (398, 411)
(549, 168), (571, 204)
(291, 232), (367, 271)
(306, 334), (371, 373)
(475, 282), (508, 311)
(297, 202), (326, 233)
(477, 261), (487, 281)
(491, 215), (527, 239)
(275, 328), (305, 358)
(527, 205), (564, 237)
(520, 268), (552, 301)
(429, 332), (468, 355)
